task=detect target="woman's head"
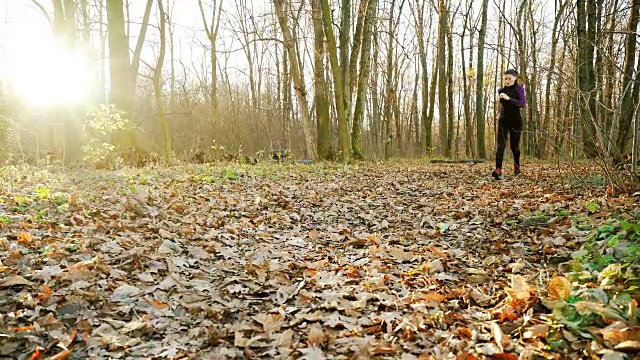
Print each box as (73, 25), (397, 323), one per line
(504, 69), (518, 86)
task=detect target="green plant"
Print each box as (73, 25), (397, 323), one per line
(83, 104), (135, 167)
(223, 168), (238, 180)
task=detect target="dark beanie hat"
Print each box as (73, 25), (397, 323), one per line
(504, 69), (518, 76)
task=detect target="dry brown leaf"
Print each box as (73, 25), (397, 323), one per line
(547, 276), (572, 301)
(0, 275), (34, 288)
(505, 275), (534, 302)
(17, 232), (33, 245)
(307, 324), (327, 347)
(523, 324), (549, 339)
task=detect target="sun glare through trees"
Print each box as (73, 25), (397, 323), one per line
(6, 37), (92, 107)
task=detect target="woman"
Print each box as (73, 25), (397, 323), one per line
(492, 69), (526, 180)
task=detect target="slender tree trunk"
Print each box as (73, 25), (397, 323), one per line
(475, 0), (489, 158)
(320, 0), (350, 161)
(339, 0), (351, 127)
(153, 0), (171, 162)
(273, 0), (317, 159)
(371, 29), (381, 156)
(98, 0), (106, 103)
(615, 0), (639, 155)
(352, 0), (377, 159)
(415, 0), (432, 155)
(436, 0), (448, 155)
(383, 0), (397, 159)
(282, 40), (292, 149)
(541, 0), (568, 158)
(197, 0), (224, 112)
(130, 0), (154, 92)
(446, 17), (454, 157)
(460, 0), (473, 157)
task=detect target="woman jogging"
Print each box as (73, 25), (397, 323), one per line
(492, 69), (526, 180)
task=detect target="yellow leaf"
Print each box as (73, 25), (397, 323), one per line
(17, 232), (33, 245)
(505, 275), (533, 301)
(547, 276), (572, 301)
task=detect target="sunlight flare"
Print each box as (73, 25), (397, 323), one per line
(6, 35), (93, 107)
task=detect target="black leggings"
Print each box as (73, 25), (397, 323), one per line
(496, 122), (521, 170)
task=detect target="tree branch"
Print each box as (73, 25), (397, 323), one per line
(30, 0), (53, 26)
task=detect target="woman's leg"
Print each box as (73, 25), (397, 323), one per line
(495, 123), (508, 170)
(509, 128), (521, 168)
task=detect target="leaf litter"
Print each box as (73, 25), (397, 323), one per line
(0, 161), (638, 359)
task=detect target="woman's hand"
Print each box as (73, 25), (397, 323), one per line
(499, 93), (510, 101)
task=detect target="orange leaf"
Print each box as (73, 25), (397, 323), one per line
(547, 276), (571, 301)
(418, 292), (446, 302)
(146, 298), (169, 309)
(498, 308), (519, 323)
(492, 354), (519, 360)
(68, 330), (78, 346)
(12, 324), (34, 332)
(456, 352), (478, 360)
(44, 349), (71, 360)
(29, 347), (41, 360)
(37, 284), (52, 302)
(372, 346), (395, 355)
(17, 232), (33, 245)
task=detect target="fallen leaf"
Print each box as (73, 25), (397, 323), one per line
(0, 275), (34, 288)
(307, 324), (326, 347)
(110, 284), (142, 303)
(475, 343), (500, 356)
(505, 275), (534, 302)
(298, 346), (326, 360)
(547, 276), (572, 301)
(146, 298), (169, 309)
(523, 324), (549, 339)
(43, 349), (71, 360)
(17, 232), (33, 245)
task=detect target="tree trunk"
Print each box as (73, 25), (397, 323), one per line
(475, 0), (489, 158)
(197, 0), (224, 112)
(282, 49), (292, 149)
(339, 0), (351, 127)
(351, 0), (377, 159)
(130, 0), (154, 92)
(436, 0), (448, 155)
(273, 0), (317, 159)
(415, 0), (432, 155)
(615, 0), (639, 155)
(460, 0), (473, 157)
(541, 0), (568, 158)
(383, 0), (397, 159)
(371, 29), (382, 156)
(312, 0), (333, 159)
(446, 16), (454, 157)
(98, 0), (106, 103)
(153, 0), (171, 162)
(576, 0), (598, 158)
(320, 0), (350, 161)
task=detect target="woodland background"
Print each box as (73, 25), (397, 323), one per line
(0, 0), (638, 165)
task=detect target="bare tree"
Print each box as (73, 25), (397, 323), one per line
(273, 0), (317, 159)
(312, 0), (333, 159)
(320, 0), (350, 161)
(352, 0), (378, 159)
(615, 0), (639, 156)
(475, 0), (489, 158)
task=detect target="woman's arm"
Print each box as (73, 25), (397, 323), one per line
(510, 86), (527, 108)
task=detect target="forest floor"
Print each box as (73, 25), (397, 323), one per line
(0, 161), (639, 360)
